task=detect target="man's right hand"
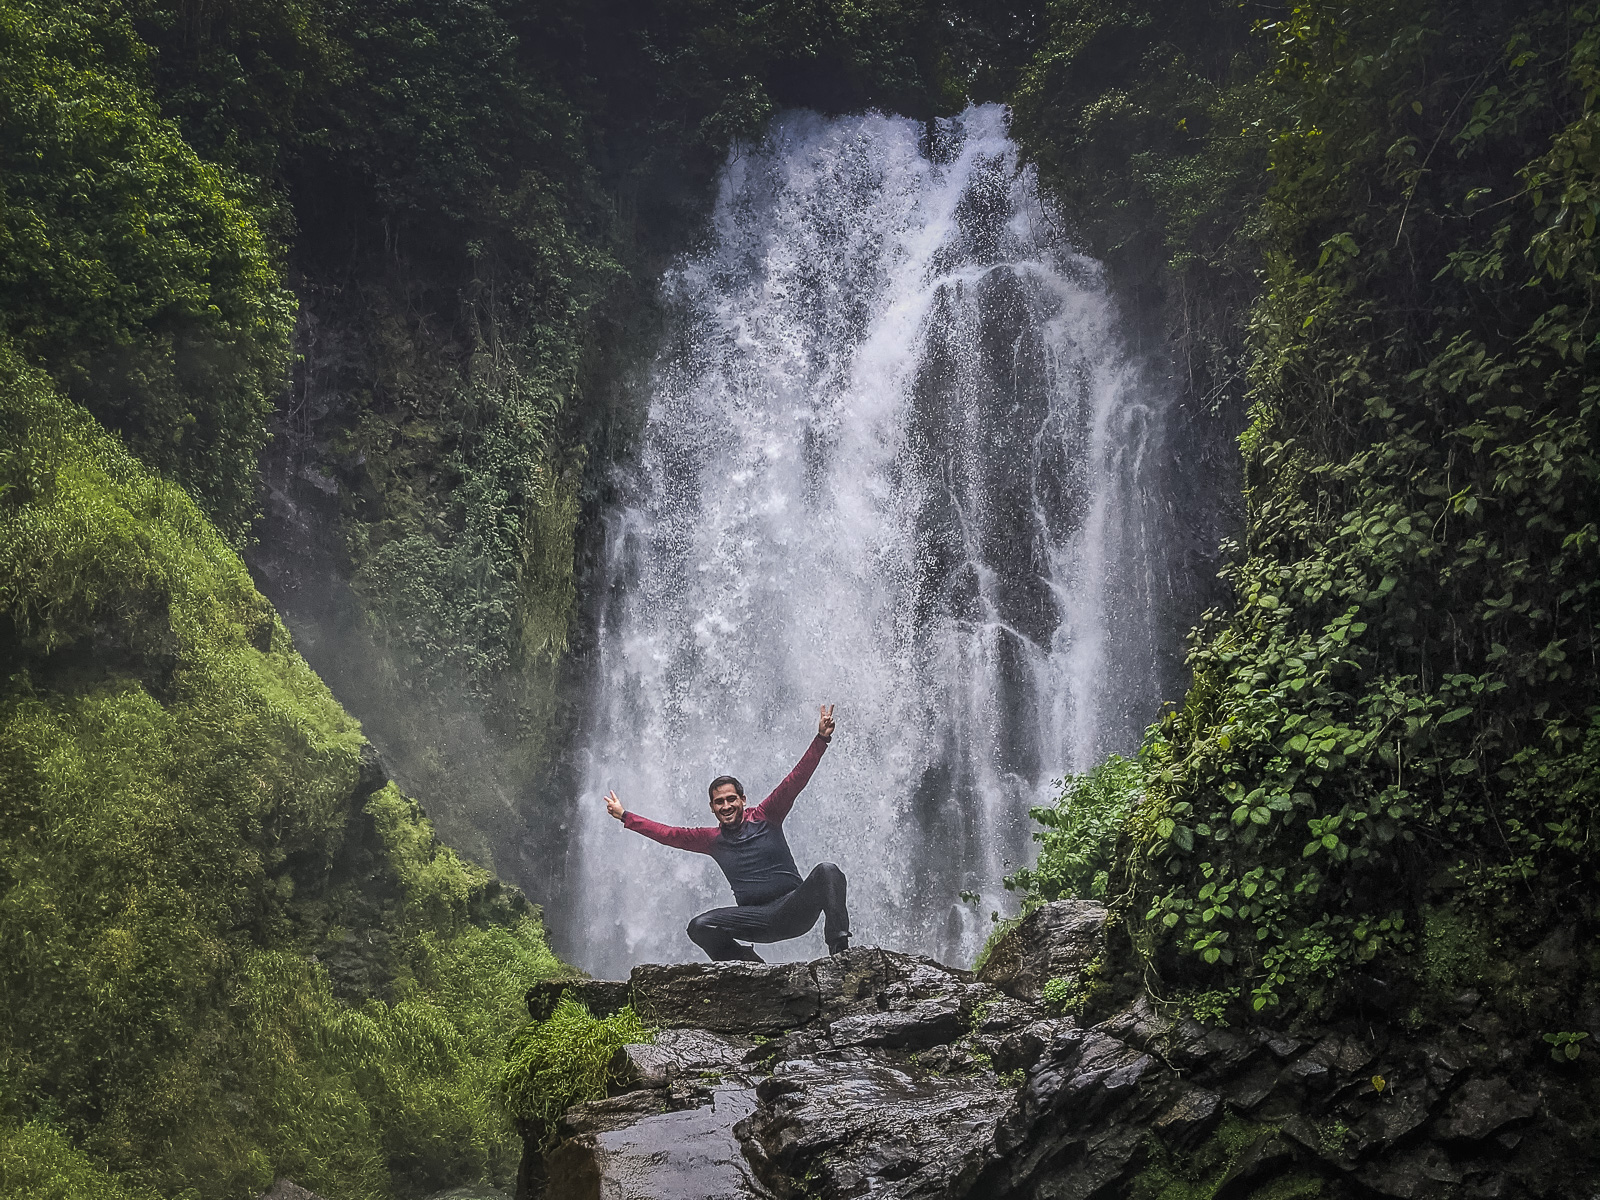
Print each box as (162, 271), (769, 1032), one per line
(605, 791), (625, 821)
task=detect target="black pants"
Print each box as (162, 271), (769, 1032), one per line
(686, 863), (849, 962)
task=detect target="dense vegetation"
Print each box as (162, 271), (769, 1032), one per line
(0, 351), (569, 1196)
(0, 0), (293, 541)
(1009, 0), (1600, 1032)
(5, 0), (1598, 1192)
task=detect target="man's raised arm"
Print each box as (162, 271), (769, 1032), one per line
(751, 705), (835, 825)
(605, 790), (718, 853)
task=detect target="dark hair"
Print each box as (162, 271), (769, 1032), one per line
(707, 774), (744, 800)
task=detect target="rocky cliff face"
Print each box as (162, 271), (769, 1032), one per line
(521, 902), (1597, 1200)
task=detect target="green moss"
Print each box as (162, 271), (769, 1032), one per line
(501, 997), (651, 1149)
(0, 1123), (167, 1200)
(1130, 1116), (1322, 1200)
(0, 354), (566, 1198)
(1421, 904), (1494, 994)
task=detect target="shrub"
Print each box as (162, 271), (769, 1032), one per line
(1006, 756), (1143, 904)
(501, 997), (650, 1150)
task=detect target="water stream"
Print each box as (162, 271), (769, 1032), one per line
(570, 105), (1174, 976)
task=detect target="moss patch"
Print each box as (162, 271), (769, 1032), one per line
(0, 353), (566, 1198)
(501, 997), (651, 1149)
(1131, 1116), (1324, 1200)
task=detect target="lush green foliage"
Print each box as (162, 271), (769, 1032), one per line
(0, 355), (566, 1199)
(1005, 756), (1142, 903)
(0, 0), (293, 539)
(501, 997), (650, 1149)
(1129, 1114), (1322, 1200)
(0, 1123), (161, 1200)
(1013, 0), (1600, 1022)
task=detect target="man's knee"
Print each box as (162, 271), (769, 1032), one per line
(687, 913), (717, 943)
(811, 861), (845, 884)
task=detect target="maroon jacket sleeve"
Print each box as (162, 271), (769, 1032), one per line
(621, 811), (719, 853)
(749, 734), (830, 826)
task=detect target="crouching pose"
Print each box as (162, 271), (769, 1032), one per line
(604, 706), (850, 961)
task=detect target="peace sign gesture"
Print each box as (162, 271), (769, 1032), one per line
(818, 704), (836, 739)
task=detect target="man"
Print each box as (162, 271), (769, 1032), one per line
(604, 705), (850, 961)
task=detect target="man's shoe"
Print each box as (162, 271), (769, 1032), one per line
(827, 934), (850, 956)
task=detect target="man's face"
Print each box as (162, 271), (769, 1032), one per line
(709, 783), (745, 826)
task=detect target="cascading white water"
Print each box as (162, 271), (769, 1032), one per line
(572, 105), (1171, 976)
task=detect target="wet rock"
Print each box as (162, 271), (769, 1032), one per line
(739, 1049), (1014, 1198)
(970, 993), (1039, 1036)
(1352, 1085), (1432, 1152)
(615, 1043), (677, 1089)
(1310, 1031), (1377, 1075)
(560, 1090), (671, 1137)
(1256, 1030), (1305, 1059)
(610, 1030), (753, 1097)
(1151, 1086), (1223, 1149)
(828, 998), (967, 1050)
(517, 949), (1597, 1200)
(1220, 1058), (1280, 1110)
(548, 1085), (769, 1199)
(992, 1019), (1074, 1074)
(1279, 1055), (1332, 1091)
(1422, 1041), (1467, 1091)
(812, 947), (904, 1020)
(1026, 1029), (1155, 1125)
(975, 900), (1106, 1003)
(1354, 1143), (1465, 1199)
(422, 1188), (512, 1200)
(355, 743), (389, 798)
(656, 1027), (754, 1072)
(631, 962), (819, 1033)
(1432, 1078), (1538, 1142)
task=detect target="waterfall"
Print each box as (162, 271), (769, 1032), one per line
(570, 105), (1172, 976)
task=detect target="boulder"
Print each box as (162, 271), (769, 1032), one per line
(514, 949), (1596, 1200)
(812, 946), (904, 1020)
(631, 962), (819, 1033)
(739, 1049), (1015, 1198)
(614, 1028), (754, 1088)
(828, 998), (967, 1050)
(547, 1084), (768, 1199)
(1431, 1078), (1538, 1142)
(976, 901), (1106, 1003)
(1151, 1086), (1223, 1148)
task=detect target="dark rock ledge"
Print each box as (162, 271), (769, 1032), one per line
(519, 901), (1598, 1200)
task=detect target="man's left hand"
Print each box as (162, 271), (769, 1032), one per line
(818, 704), (836, 739)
